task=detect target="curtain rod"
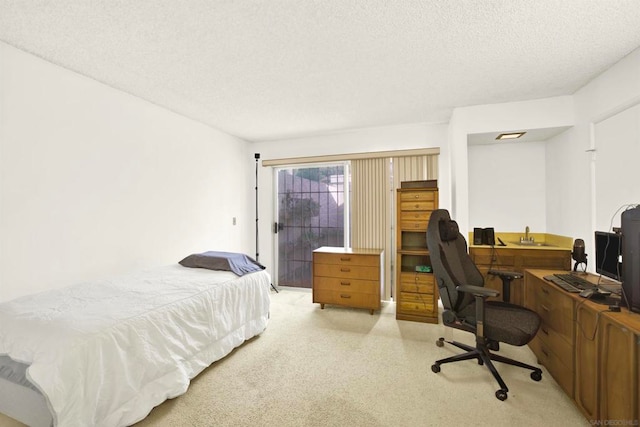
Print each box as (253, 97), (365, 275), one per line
(261, 147), (440, 167)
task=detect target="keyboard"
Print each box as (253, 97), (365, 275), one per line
(554, 273), (597, 291)
(544, 275), (581, 293)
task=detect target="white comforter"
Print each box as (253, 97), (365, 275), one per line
(0, 265), (271, 427)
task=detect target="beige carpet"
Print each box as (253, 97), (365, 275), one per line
(1, 288), (588, 426)
(136, 288), (587, 427)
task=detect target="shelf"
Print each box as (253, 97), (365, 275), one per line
(399, 246), (429, 254)
(400, 266), (433, 274)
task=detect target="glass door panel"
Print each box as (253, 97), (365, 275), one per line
(276, 165), (347, 288)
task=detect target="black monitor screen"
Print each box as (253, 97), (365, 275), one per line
(595, 231), (622, 281)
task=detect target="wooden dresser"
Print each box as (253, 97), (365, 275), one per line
(312, 247), (383, 314)
(525, 269), (640, 423)
(395, 186), (439, 323)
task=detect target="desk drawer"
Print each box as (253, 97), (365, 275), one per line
(530, 335), (574, 397)
(537, 321), (574, 364)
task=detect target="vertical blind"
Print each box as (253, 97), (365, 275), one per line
(351, 154), (438, 300)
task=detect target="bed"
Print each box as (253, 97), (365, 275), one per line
(0, 252), (271, 427)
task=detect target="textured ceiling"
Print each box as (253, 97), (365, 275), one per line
(1, 1), (640, 142)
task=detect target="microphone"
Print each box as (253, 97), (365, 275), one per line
(572, 238), (587, 271)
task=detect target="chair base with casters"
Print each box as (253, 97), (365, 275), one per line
(431, 335), (542, 401)
(430, 286), (543, 401)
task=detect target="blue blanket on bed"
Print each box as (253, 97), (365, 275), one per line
(179, 251), (266, 276)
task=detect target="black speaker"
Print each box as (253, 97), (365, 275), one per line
(484, 228), (495, 246)
(473, 228), (483, 245)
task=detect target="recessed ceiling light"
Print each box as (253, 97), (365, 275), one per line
(496, 132), (526, 140)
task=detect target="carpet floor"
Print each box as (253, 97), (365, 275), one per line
(135, 288), (588, 427)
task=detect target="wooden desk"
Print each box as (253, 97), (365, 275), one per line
(525, 269), (640, 424)
(469, 247), (570, 306)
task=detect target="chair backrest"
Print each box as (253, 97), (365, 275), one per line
(426, 209), (484, 313)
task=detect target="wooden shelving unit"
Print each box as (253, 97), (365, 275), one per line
(395, 185), (439, 323)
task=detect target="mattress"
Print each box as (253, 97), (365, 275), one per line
(0, 264), (271, 427)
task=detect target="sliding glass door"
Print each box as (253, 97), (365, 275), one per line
(275, 164), (349, 288)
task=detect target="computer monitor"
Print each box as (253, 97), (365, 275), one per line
(621, 207), (640, 313)
(594, 231), (622, 282)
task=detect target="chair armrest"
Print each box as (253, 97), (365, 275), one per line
(457, 285), (499, 298)
(488, 269), (523, 279)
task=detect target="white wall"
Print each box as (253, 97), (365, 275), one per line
(546, 46), (640, 266)
(0, 42), (253, 302)
(250, 122), (448, 274)
(468, 141), (547, 233)
(448, 96), (575, 235)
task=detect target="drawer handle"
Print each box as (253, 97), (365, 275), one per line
(541, 287), (549, 295)
(340, 281), (351, 286)
(340, 294), (351, 299)
(340, 257), (351, 261)
(340, 268), (351, 272)
(541, 327), (549, 335)
(414, 195), (419, 198)
(414, 204), (420, 208)
(541, 348), (549, 357)
(541, 304), (550, 312)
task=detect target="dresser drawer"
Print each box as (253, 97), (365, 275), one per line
(400, 211), (430, 221)
(313, 252), (379, 267)
(399, 220), (429, 230)
(399, 191), (436, 202)
(398, 292), (436, 314)
(399, 201), (437, 211)
(313, 276), (378, 294)
(313, 264), (379, 280)
(313, 289), (380, 310)
(398, 272), (435, 294)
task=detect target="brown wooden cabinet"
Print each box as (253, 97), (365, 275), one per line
(598, 314), (640, 423)
(574, 302), (601, 419)
(471, 247), (570, 306)
(525, 269), (640, 424)
(312, 247), (383, 314)
(395, 187), (438, 323)
(525, 271), (575, 397)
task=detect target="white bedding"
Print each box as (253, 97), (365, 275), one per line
(0, 265), (271, 427)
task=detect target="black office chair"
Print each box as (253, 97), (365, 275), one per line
(426, 209), (543, 401)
